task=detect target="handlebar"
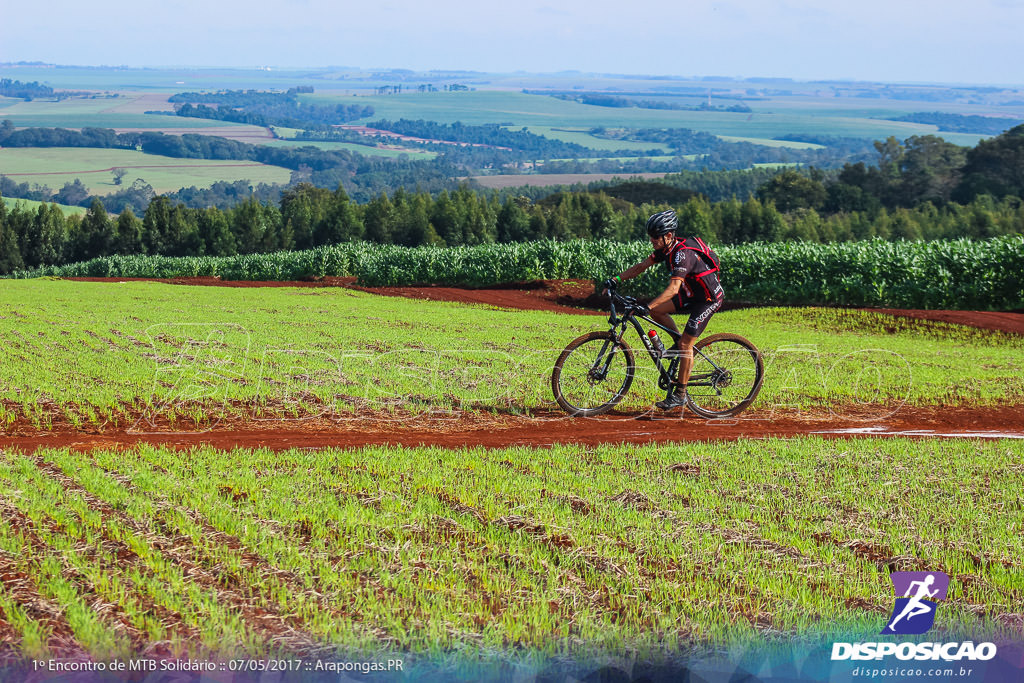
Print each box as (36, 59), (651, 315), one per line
(605, 284), (648, 323)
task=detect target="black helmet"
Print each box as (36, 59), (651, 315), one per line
(646, 210), (677, 238)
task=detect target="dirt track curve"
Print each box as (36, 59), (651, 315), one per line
(3, 276), (1017, 452)
(2, 405), (1024, 454)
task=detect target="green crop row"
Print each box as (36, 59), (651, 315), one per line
(9, 236), (1024, 310)
(0, 438), (1021, 661)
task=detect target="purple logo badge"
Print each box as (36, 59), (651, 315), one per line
(883, 571), (949, 635)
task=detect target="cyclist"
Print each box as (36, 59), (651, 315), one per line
(604, 209), (724, 410)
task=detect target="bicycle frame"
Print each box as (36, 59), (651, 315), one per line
(606, 293), (723, 393)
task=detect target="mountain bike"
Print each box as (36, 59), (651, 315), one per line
(551, 285), (764, 418)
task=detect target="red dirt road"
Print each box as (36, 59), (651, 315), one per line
(2, 405), (1023, 454)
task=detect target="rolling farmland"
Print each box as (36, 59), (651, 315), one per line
(310, 90), (987, 143)
(2, 65), (1024, 678)
(0, 147), (292, 195)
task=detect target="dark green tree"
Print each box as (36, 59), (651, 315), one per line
(496, 197), (532, 242)
(897, 135), (967, 206)
(76, 198), (116, 260)
(142, 196), (172, 255)
(954, 124), (1024, 202)
(318, 185), (364, 244)
(430, 191), (462, 246)
(677, 197), (715, 242)
(231, 197), (281, 253)
(197, 208), (236, 256)
(0, 196), (24, 273)
(115, 208), (144, 254)
(25, 204), (67, 267)
(755, 170), (827, 212)
(54, 179), (90, 207)
(363, 193), (395, 243)
(280, 183), (331, 250)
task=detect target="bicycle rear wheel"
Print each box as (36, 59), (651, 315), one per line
(685, 333), (764, 418)
(551, 332), (635, 417)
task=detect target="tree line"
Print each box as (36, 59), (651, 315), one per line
(172, 102), (373, 129)
(364, 119), (632, 157)
(755, 125), (1024, 212)
(886, 112), (1023, 135)
(1, 119), (1022, 267)
(0, 119), (790, 212)
(162, 87), (373, 128)
(0, 121), (461, 210)
(0, 78), (54, 100)
(3, 181), (1022, 275)
(528, 90), (753, 113)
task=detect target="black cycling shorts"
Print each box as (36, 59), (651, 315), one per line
(673, 291), (724, 337)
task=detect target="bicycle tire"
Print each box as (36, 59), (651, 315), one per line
(685, 333), (764, 419)
(551, 332), (635, 417)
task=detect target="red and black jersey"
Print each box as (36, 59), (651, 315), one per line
(651, 236), (723, 304)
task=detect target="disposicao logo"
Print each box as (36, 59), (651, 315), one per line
(831, 571), (998, 662)
(884, 571), (949, 635)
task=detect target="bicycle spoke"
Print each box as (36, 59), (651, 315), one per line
(686, 335), (764, 418)
(552, 334), (634, 416)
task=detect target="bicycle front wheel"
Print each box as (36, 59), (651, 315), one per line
(686, 333), (764, 419)
(551, 332), (635, 417)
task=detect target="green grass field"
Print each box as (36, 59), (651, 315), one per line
(1, 197), (86, 216)
(0, 437), (1020, 660)
(304, 91), (964, 141)
(0, 96), (249, 130)
(263, 137), (438, 159)
(0, 147), (292, 195)
(0, 280), (1021, 429)
(510, 126), (674, 154)
(718, 135), (826, 150)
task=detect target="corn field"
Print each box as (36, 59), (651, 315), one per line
(9, 236), (1024, 310)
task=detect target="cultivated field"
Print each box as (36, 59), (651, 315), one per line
(512, 126), (675, 154)
(717, 135), (826, 149)
(0, 96), (245, 131)
(3, 68), (1018, 202)
(264, 133), (437, 159)
(307, 91), (982, 143)
(0, 438), (1020, 663)
(2, 65), (1024, 673)
(0, 147), (292, 195)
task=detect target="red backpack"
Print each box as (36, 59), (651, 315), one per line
(668, 236), (720, 278)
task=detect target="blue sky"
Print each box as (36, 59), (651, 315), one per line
(2, 0), (1022, 84)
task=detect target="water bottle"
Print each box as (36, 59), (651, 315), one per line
(648, 329), (665, 357)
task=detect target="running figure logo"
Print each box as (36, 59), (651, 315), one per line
(883, 571), (949, 635)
